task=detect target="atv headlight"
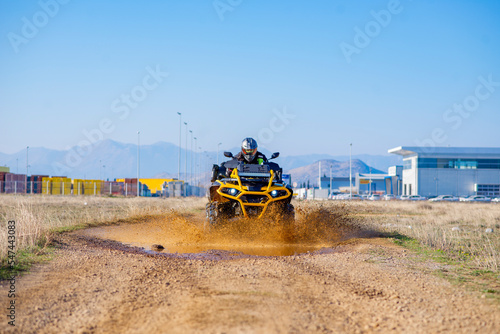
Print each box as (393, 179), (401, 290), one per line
(220, 187), (239, 197)
(270, 190), (288, 198)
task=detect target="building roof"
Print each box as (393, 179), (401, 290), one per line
(388, 146), (500, 158)
(357, 173), (387, 180)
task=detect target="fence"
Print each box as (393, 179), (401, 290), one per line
(0, 181), (205, 197)
(0, 181), (140, 196)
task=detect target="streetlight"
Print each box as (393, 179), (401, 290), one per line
(204, 151), (209, 184)
(177, 112), (181, 180)
(137, 131), (140, 197)
(184, 122), (188, 183)
(434, 177), (438, 196)
(330, 164), (332, 197)
(26, 146), (29, 194)
(369, 166), (372, 195)
(198, 146), (202, 186)
(349, 143), (352, 199)
(194, 137), (198, 185)
(189, 130), (193, 185)
(217, 143), (222, 165)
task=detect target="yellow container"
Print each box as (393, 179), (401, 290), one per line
(140, 178), (176, 195)
(42, 177), (51, 194)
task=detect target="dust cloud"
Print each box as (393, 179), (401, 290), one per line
(80, 203), (367, 256)
(153, 203), (364, 255)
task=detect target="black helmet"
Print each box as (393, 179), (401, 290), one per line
(241, 137), (258, 161)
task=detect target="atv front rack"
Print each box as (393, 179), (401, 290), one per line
(215, 169), (291, 219)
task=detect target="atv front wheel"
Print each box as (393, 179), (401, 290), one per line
(205, 202), (231, 230)
(205, 202), (218, 229)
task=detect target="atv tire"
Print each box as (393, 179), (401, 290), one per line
(206, 202), (219, 229)
(205, 202), (230, 231)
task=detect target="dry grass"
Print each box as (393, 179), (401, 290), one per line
(0, 195), (207, 260)
(1, 195), (499, 273)
(333, 200), (500, 272)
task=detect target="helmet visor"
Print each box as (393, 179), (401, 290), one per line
(242, 148), (257, 156)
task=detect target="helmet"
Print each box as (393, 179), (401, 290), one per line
(241, 137), (258, 161)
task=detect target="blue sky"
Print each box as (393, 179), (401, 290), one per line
(1, 0), (499, 157)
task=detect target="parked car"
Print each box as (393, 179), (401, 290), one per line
(368, 194), (381, 201)
(429, 195), (459, 202)
(459, 195), (491, 202)
(333, 193), (349, 200)
(339, 194), (363, 200)
(492, 197), (500, 203)
(383, 194), (396, 201)
(399, 195), (409, 200)
(408, 195), (427, 201)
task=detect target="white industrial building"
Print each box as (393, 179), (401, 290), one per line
(389, 146), (500, 197)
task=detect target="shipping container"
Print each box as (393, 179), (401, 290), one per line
(4, 173), (26, 193)
(40, 177), (71, 195)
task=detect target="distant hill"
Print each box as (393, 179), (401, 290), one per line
(0, 139), (211, 180)
(278, 154), (401, 172)
(222, 149), (401, 172)
(288, 159), (384, 187)
(0, 140), (399, 182)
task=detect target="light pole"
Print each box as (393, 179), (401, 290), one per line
(319, 161), (322, 189)
(177, 112), (181, 180)
(184, 122), (188, 183)
(198, 146), (202, 186)
(217, 143), (222, 165)
(330, 164), (332, 198)
(204, 151), (208, 184)
(137, 131), (140, 197)
(194, 137), (197, 185)
(26, 146), (29, 194)
(349, 143), (352, 199)
(369, 166), (372, 195)
(189, 130), (193, 185)
(16, 158), (18, 174)
(434, 177), (438, 196)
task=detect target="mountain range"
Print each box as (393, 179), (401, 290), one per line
(0, 140), (401, 181)
(288, 159), (384, 187)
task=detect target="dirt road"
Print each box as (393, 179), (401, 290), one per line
(1, 209), (499, 333)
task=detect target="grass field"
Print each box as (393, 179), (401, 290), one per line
(345, 200), (500, 272)
(0, 195), (206, 275)
(0, 195), (499, 276)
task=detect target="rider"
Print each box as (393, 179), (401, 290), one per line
(234, 138), (267, 164)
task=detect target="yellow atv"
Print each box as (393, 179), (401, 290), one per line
(206, 152), (294, 226)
